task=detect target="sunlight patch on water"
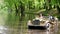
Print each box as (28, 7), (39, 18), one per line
(0, 16), (5, 25)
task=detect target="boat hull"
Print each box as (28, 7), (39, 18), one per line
(28, 25), (47, 30)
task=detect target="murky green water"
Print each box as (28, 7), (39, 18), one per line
(0, 14), (59, 34)
(0, 21), (59, 34)
(0, 25), (58, 34)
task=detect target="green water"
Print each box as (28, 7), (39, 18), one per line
(0, 15), (59, 34)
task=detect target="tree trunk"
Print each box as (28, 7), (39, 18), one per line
(17, 1), (25, 34)
(44, 0), (52, 10)
(20, 2), (25, 21)
(57, 6), (60, 13)
(48, 0), (52, 10)
(14, 3), (18, 16)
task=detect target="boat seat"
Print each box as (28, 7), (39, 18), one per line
(32, 20), (40, 25)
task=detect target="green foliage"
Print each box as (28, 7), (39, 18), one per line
(2, 0), (60, 28)
(51, 0), (57, 5)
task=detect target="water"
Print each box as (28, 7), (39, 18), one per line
(0, 14), (59, 34)
(0, 25), (58, 34)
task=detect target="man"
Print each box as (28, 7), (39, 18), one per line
(48, 15), (55, 22)
(39, 13), (44, 21)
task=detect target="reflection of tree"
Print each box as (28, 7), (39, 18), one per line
(19, 1), (25, 21)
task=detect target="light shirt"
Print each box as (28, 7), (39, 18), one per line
(39, 16), (44, 21)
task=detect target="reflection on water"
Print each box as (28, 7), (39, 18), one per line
(0, 25), (56, 34)
(28, 29), (52, 34)
(0, 26), (8, 34)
